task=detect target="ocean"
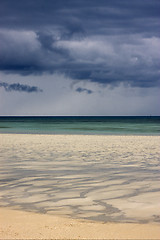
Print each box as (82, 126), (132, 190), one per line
(0, 116), (160, 135)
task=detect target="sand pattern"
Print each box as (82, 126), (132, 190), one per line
(0, 134), (160, 223)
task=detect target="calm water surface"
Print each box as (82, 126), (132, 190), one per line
(0, 116), (160, 135)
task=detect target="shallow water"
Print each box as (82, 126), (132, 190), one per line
(0, 134), (160, 223)
(0, 116), (160, 135)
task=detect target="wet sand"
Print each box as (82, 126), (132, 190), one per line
(0, 134), (160, 238)
(0, 207), (160, 239)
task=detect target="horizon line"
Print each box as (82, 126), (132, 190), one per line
(0, 115), (159, 117)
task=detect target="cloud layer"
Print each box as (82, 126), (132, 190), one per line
(0, 0), (159, 88)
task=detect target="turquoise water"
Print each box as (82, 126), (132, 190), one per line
(0, 116), (160, 135)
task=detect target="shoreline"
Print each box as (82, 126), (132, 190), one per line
(0, 131), (160, 136)
(0, 207), (160, 239)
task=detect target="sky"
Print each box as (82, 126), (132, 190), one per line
(0, 0), (160, 116)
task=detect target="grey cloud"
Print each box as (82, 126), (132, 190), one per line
(61, 22), (86, 40)
(36, 31), (70, 57)
(0, 30), (72, 75)
(0, 0), (159, 88)
(76, 87), (93, 94)
(36, 32), (55, 51)
(0, 29), (159, 88)
(0, 0), (159, 36)
(0, 82), (43, 93)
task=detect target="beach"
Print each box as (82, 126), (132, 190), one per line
(1, 207), (160, 239)
(0, 134), (160, 239)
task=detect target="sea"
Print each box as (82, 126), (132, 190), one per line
(0, 116), (160, 135)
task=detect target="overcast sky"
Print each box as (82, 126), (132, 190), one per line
(0, 0), (160, 116)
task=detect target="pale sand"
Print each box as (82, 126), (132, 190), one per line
(0, 207), (160, 239)
(0, 134), (160, 239)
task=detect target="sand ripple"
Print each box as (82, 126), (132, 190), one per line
(0, 134), (160, 223)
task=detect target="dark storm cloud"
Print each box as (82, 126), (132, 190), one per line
(76, 87), (93, 94)
(0, 0), (159, 35)
(0, 82), (43, 93)
(0, 0), (160, 88)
